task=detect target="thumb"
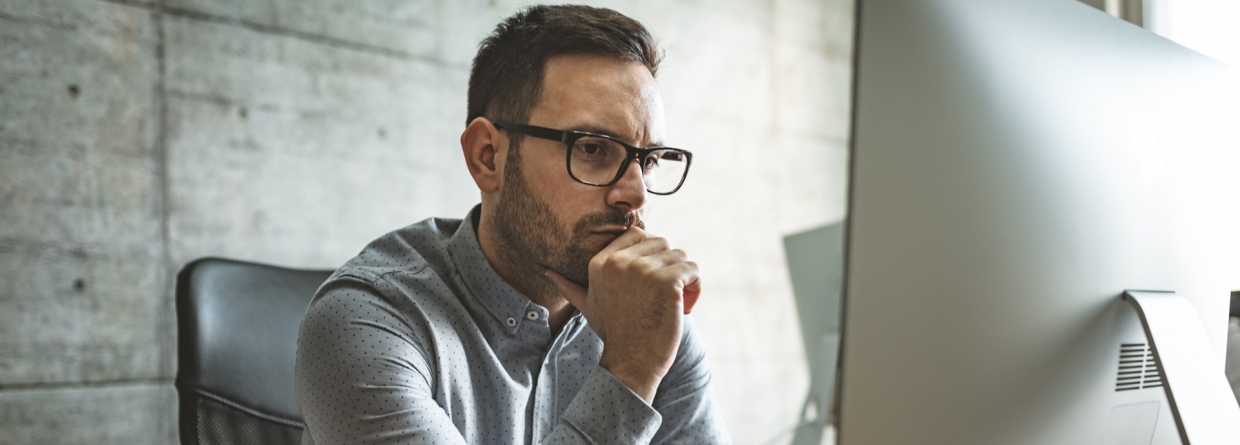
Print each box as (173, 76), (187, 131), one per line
(544, 269), (588, 310)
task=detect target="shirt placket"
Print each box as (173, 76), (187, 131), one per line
(531, 316), (580, 445)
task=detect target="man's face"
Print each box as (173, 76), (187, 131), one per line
(493, 54), (665, 287)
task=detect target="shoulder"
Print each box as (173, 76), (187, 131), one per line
(333, 216), (464, 281)
(306, 216), (471, 330)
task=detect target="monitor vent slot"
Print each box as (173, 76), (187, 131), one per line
(1115, 343), (1163, 391)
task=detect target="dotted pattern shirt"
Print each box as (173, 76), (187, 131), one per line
(295, 208), (730, 445)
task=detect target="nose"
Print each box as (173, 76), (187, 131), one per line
(606, 158), (648, 212)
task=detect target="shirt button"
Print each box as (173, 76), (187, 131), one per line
(506, 316), (517, 327)
(526, 310), (539, 320)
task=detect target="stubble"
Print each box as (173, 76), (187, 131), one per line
(492, 143), (645, 292)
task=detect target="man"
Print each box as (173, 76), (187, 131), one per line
(295, 5), (730, 445)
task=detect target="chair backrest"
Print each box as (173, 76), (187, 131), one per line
(176, 258), (334, 445)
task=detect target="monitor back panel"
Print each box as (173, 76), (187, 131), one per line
(840, 1), (1240, 444)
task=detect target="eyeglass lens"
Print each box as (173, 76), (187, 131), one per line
(568, 136), (688, 194)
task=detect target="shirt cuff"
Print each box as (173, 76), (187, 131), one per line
(560, 366), (663, 444)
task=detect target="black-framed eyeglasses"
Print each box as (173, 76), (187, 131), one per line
(493, 121), (693, 195)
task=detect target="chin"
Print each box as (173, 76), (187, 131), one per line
(583, 235), (613, 254)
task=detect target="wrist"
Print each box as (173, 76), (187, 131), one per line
(599, 350), (664, 403)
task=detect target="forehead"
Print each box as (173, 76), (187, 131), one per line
(529, 54), (665, 146)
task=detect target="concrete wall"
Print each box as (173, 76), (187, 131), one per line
(0, 0), (853, 443)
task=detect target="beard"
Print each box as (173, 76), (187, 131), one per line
(492, 144), (645, 288)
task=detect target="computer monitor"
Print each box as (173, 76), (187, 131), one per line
(783, 223), (845, 445)
(838, 1), (1240, 444)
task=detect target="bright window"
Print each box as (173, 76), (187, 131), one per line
(1148, 0), (1240, 67)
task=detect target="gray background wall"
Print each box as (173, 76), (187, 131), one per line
(0, 0), (853, 443)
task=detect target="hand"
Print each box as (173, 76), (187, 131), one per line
(545, 227), (701, 403)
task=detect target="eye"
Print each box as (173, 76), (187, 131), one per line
(576, 142), (603, 155)
(643, 153), (660, 169)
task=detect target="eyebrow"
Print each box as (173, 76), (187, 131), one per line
(564, 125), (666, 148)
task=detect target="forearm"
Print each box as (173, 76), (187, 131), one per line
(543, 317), (730, 445)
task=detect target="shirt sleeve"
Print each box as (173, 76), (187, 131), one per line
(541, 366), (663, 445)
(295, 274), (467, 445)
(542, 316), (731, 445)
(648, 316), (731, 444)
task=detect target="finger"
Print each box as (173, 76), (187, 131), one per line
(634, 248), (688, 269)
(659, 261), (701, 314)
(683, 274), (701, 314)
(544, 269), (588, 311)
(623, 237), (673, 258)
(683, 286), (700, 314)
(596, 226), (651, 257)
(655, 261), (701, 291)
(683, 272), (701, 296)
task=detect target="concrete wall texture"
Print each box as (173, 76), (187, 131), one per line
(0, 0), (853, 443)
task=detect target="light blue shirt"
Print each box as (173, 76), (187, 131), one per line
(295, 207), (730, 445)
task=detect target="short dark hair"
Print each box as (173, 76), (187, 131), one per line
(467, 5), (662, 127)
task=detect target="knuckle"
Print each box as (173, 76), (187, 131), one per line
(651, 266), (677, 281)
(631, 256), (656, 272)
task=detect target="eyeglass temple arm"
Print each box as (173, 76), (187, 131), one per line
(494, 122), (566, 143)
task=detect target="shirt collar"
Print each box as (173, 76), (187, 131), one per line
(447, 205), (540, 332)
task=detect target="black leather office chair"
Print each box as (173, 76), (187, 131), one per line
(176, 258), (334, 445)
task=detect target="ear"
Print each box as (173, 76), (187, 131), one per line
(461, 117), (505, 194)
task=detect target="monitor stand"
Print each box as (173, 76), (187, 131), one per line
(1124, 291), (1240, 444)
(790, 332), (839, 445)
